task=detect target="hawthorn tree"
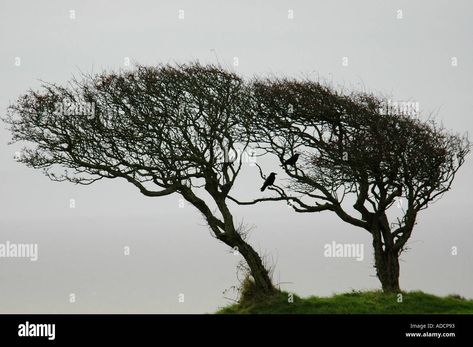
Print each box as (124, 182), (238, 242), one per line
(4, 63), (276, 297)
(234, 78), (470, 293)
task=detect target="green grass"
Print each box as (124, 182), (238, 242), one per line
(217, 290), (473, 314)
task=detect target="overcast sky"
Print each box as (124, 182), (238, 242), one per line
(0, 0), (472, 313)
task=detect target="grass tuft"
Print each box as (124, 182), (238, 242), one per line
(217, 290), (473, 314)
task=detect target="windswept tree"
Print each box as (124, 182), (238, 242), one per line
(234, 78), (470, 292)
(4, 63), (276, 297)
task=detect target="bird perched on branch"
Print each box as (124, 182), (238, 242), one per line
(260, 172), (277, 191)
(283, 153), (299, 167)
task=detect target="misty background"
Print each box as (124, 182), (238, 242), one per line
(0, 0), (472, 313)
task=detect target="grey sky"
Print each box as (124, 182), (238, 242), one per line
(0, 0), (472, 313)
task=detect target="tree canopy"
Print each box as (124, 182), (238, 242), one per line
(4, 63), (276, 296)
(4, 64), (470, 294)
(237, 77), (470, 291)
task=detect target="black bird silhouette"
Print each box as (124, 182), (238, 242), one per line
(283, 153), (299, 166)
(261, 172), (277, 191)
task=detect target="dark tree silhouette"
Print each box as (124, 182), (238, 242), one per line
(234, 78), (470, 293)
(4, 63), (276, 297)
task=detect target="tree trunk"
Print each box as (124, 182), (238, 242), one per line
(372, 236), (401, 293)
(238, 240), (275, 294)
(179, 188), (276, 298)
(220, 233), (276, 296)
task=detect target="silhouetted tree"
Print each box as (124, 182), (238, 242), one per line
(4, 63), (276, 297)
(234, 78), (470, 293)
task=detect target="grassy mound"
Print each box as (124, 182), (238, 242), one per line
(217, 290), (473, 314)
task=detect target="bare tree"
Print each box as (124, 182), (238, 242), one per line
(233, 78), (470, 293)
(4, 63), (276, 297)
